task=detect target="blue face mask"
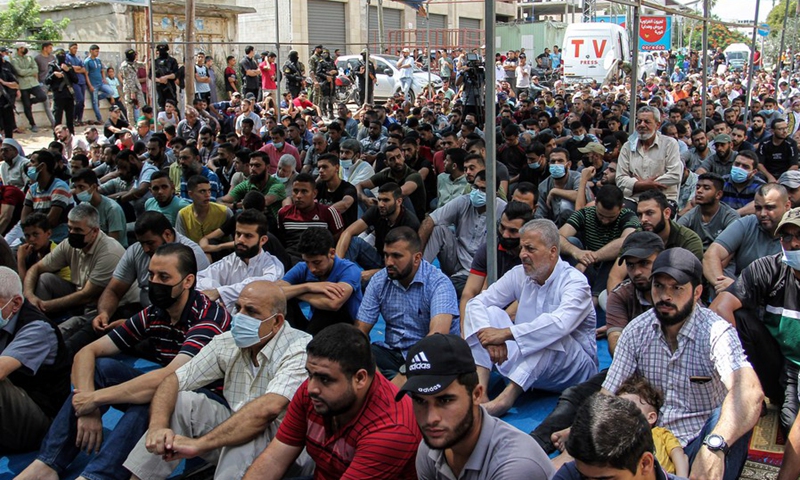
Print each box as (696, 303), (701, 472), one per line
(231, 312), (278, 348)
(549, 164), (566, 179)
(77, 190), (92, 203)
(0, 297), (14, 329)
(573, 134), (585, 142)
(469, 188), (486, 208)
(528, 161), (542, 170)
(764, 109), (775, 115)
(730, 166), (749, 184)
(273, 141), (284, 150)
(340, 159), (353, 169)
(27, 166), (38, 182)
(783, 246), (800, 271)
(272, 173), (288, 184)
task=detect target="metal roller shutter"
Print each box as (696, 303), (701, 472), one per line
(459, 17), (481, 48)
(427, 13), (446, 30)
(369, 6), (402, 47)
(307, 0), (346, 54)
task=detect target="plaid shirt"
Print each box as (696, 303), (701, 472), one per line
(603, 306), (750, 446)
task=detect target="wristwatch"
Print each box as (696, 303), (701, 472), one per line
(703, 434), (730, 455)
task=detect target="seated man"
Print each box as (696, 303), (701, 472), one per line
(600, 247), (763, 480)
(0, 266), (71, 453)
(436, 147), (469, 209)
(538, 147), (588, 226)
(276, 172), (344, 260)
(720, 150), (764, 216)
(711, 206), (800, 432)
(558, 184), (639, 298)
(704, 183), (789, 295)
(335, 182), (420, 283)
(315, 153), (358, 227)
(279, 228), (362, 335)
(419, 170), (506, 292)
(464, 218), (598, 417)
(23, 203), (139, 326)
(553, 394), (683, 480)
(677, 172), (740, 251)
(355, 227), (460, 383)
(124, 282), (313, 479)
(397, 334), (555, 479)
(145, 171), (189, 226)
(15, 149), (73, 245)
(196, 209), (284, 313)
(176, 176), (233, 244)
(356, 144), (426, 222)
(242, 324), (422, 480)
(178, 145), (221, 202)
(72, 168), (128, 247)
(460, 201), (534, 322)
(218, 151), (287, 224)
(16, 244), (231, 480)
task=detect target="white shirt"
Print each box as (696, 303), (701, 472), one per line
(515, 64), (531, 89)
(398, 55), (414, 79)
(0, 155), (30, 189)
(196, 249), (285, 312)
(464, 261), (597, 363)
(344, 160), (375, 187)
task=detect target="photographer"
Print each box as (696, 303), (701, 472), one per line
(456, 53), (484, 123)
(45, 48), (79, 134)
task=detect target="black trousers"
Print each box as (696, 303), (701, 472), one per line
(0, 104), (15, 138)
(20, 85), (47, 126)
(285, 298), (354, 336)
(53, 97), (75, 134)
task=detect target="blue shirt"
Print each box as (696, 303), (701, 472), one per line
(179, 165), (221, 202)
(357, 260), (460, 356)
(84, 56), (104, 87)
(0, 312), (58, 376)
(66, 53), (86, 85)
(282, 256), (363, 320)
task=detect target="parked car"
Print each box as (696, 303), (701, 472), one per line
(335, 54), (443, 103)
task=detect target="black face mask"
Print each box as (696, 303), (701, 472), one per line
(498, 234), (520, 251)
(149, 277), (186, 310)
(68, 231), (89, 249)
(56, 55), (67, 64)
(581, 156), (593, 168)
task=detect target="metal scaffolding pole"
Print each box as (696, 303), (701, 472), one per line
(275, 0), (281, 111)
(628, 4), (640, 135)
(778, 0), (792, 68)
(365, 0), (371, 108)
(701, 0), (708, 131)
(743, 0), (760, 124)
(485, 0), (498, 285)
(148, 0), (157, 131)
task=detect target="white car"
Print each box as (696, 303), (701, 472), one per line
(638, 52), (658, 81)
(336, 54), (443, 103)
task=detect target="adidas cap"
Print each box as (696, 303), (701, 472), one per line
(395, 334), (476, 401)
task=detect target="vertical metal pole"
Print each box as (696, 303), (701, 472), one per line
(485, 0), (497, 285)
(743, 0), (760, 124)
(274, 0), (281, 112)
(365, 0), (371, 108)
(701, 0), (708, 131)
(184, 0), (195, 103)
(779, 0), (791, 69)
(427, 3), (431, 99)
(148, 0), (158, 131)
(628, 5), (640, 136)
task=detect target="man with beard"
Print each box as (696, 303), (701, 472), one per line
(354, 225), (459, 382)
(604, 189), (703, 293)
(177, 145), (221, 201)
(357, 145), (425, 222)
(243, 324), (421, 479)
(746, 113), (769, 147)
(464, 219), (598, 417)
(697, 134), (738, 176)
(677, 173), (740, 251)
(124, 281), (313, 479)
(436, 147), (469, 209)
(757, 119), (799, 183)
(779, 170), (800, 209)
(106, 148), (157, 205)
(336, 183), (420, 283)
(219, 151), (286, 224)
(704, 183), (790, 295)
(598, 248), (763, 480)
(397, 334), (554, 479)
(615, 106), (683, 204)
(195, 209), (284, 313)
(731, 123), (755, 153)
(681, 129), (712, 172)
(175, 176), (232, 244)
(145, 171), (189, 226)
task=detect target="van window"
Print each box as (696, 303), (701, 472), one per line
(617, 33), (626, 62)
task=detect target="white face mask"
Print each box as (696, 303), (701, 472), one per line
(783, 246), (800, 271)
(0, 297), (15, 329)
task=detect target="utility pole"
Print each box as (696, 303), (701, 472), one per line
(377, 0), (386, 53)
(184, 0), (195, 103)
(778, 0), (791, 68)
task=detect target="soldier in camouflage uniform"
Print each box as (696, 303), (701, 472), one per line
(308, 45), (323, 107)
(120, 49), (145, 122)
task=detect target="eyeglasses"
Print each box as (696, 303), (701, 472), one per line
(781, 232), (800, 243)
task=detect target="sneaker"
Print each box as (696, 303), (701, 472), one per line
(30, 125), (39, 133)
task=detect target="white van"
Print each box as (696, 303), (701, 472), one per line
(724, 43), (750, 72)
(562, 22), (631, 85)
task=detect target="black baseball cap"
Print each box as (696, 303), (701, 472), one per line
(650, 248), (702, 285)
(395, 334), (476, 401)
(602, 135), (618, 152)
(617, 231), (664, 265)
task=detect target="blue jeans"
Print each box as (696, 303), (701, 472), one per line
(74, 83), (86, 122)
(346, 236), (384, 271)
(90, 83), (117, 122)
(683, 407), (752, 480)
(399, 77), (413, 100)
(36, 357), (150, 480)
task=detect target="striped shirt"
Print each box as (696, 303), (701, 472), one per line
(603, 306), (751, 445)
(565, 207), (640, 253)
(277, 202), (344, 256)
(24, 177), (73, 243)
(108, 290), (231, 365)
(721, 175), (765, 211)
(276, 372), (421, 480)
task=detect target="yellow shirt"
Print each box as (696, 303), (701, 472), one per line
(652, 426), (683, 474)
(176, 202), (231, 243)
(50, 241), (71, 282)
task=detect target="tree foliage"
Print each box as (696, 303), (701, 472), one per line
(0, 0), (70, 43)
(766, 0), (798, 38)
(683, 22), (750, 51)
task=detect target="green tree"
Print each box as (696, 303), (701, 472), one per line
(766, 0), (797, 39)
(0, 0), (70, 43)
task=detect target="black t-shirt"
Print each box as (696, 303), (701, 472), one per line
(104, 117), (130, 140)
(757, 138), (799, 178)
(369, 166), (426, 222)
(406, 156), (437, 208)
(316, 180), (358, 227)
(497, 143), (527, 178)
(361, 205), (421, 257)
(220, 215), (292, 272)
(469, 238), (521, 278)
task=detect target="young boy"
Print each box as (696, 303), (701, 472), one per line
(616, 375), (689, 477)
(17, 213), (71, 282)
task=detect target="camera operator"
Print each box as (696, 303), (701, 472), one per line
(456, 53), (484, 124)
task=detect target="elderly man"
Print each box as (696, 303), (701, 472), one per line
(600, 248), (763, 480)
(464, 219), (598, 417)
(0, 138), (29, 189)
(615, 106), (683, 205)
(0, 266), (71, 453)
(124, 282), (313, 479)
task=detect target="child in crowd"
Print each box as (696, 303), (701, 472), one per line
(17, 213), (71, 282)
(616, 375), (689, 477)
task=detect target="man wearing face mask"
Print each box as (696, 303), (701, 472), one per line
(538, 148), (588, 226)
(16, 243), (231, 480)
(419, 170), (506, 294)
(0, 265), (71, 454)
(123, 281), (313, 479)
(178, 145), (221, 202)
(153, 41), (179, 110)
(196, 209), (285, 313)
(339, 138), (373, 187)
